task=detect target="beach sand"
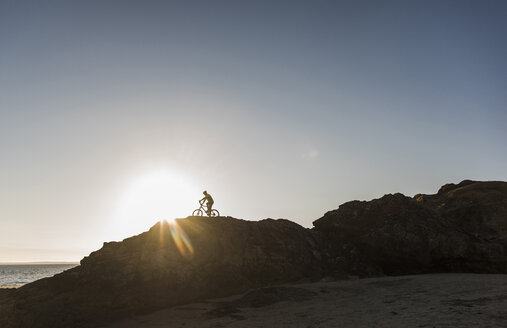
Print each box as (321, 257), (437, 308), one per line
(102, 273), (507, 328)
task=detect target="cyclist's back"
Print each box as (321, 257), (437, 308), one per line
(201, 190), (214, 215)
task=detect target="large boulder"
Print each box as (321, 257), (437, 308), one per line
(313, 183), (507, 276)
(0, 217), (323, 328)
(415, 180), (507, 243)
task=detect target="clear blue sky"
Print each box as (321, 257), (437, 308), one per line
(1, 0), (506, 262)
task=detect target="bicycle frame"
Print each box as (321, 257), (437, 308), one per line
(192, 201), (219, 217)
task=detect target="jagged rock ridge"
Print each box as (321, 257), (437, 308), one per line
(0, 180), (506, 328)
(314, 180), (507, 276)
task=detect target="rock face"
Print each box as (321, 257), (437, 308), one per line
(1, 180), (506, 328)
(313, 180), (507, 276)
(418, 180), (507, 242)
(0, 218), (322, 328)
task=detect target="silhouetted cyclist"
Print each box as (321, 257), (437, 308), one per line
(200, 191), (214, 216)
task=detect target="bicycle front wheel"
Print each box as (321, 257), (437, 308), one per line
(210, 209), (220, 217)
(192, 209), (203, 216)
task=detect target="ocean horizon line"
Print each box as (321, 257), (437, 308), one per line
(0, 262), (79, 265)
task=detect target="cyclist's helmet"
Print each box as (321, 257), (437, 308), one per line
(203, 190), (207, 195)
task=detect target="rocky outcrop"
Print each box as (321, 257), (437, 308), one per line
(0, 180), (506, 328)
(313, 182), (507, 276)
(416, 180), (507, 242)
(0, 217), (322, 328)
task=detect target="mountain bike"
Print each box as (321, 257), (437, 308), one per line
(192, 201), (220, 217)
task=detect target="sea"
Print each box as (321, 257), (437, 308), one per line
(0, 264), (78, 287)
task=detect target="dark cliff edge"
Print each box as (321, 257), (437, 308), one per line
(1, 180), (506, 328)
(314, 180), (507, 277)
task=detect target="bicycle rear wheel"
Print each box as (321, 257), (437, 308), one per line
(210, 209), (219, 217)
(192, 209), (203, 216)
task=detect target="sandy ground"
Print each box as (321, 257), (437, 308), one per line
(102, 274), (507, 328)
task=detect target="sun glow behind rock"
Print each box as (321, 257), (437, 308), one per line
(168, 220), (194, 258)
(112, 169), (200, 240)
